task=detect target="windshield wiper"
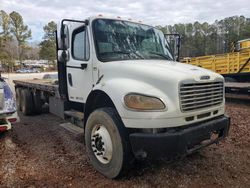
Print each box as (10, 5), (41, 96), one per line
(148, 51), (171, 60)
(130, 51), (144, 59)
(113, 50), (144, 59)
(112, 50), (130, 54)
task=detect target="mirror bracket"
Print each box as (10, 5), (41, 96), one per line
(59, 19), (88, 51)
(164, 33), (181, 62)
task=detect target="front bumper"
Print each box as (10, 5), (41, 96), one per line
(129, 115), (230, 159)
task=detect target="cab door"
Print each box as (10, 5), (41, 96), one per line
(66, 25), (92, 103)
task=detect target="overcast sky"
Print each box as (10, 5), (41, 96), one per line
(1, 0), (250, 42)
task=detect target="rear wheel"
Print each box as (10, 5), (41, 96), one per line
(85, 107), (133, 179)
(21, 89), (34, 115)
(33, 91), (42, 114)
(15, 87), (22, 111)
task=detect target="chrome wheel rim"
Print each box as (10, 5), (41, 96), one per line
(91, 124), (113, 164)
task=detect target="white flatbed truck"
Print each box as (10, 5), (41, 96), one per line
(14, 16), (230, 178)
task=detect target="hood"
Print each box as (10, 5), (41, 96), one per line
(99, 59), (223, 83)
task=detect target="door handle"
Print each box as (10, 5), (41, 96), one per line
(68, 73), (73, 86)
(81, 63), (88, 69)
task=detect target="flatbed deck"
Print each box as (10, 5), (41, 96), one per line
(13, 79), (59, 95)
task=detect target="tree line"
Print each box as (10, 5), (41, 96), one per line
(0, 10), (56, 72)
(158, 15), (250, 57)
(0, 10), (32, 71)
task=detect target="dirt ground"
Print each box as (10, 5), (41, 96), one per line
(0, 101), (250, 188)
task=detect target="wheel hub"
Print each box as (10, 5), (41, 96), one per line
(91, 124), (113, 164)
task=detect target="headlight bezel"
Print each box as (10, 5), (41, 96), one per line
(123, 93), (167, 111)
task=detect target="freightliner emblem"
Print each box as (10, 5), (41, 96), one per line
(200, 75), (210, 80)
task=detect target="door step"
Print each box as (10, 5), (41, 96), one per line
(64, 110), (84, 128)
(64, 110), (84, 120)
(60, 122), (84, 134)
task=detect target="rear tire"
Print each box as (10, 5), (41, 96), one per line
(85, 107), (133, 179)
(15, 88), (22, 111)
(21, 89), (34, 115)
(33, 91), (42, 114)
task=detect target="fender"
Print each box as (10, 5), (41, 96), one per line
(92, 77), (172, 120)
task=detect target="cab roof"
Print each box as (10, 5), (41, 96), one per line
(87, 15), (152, 27)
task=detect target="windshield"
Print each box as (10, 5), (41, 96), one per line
(93, 19), (174, 62)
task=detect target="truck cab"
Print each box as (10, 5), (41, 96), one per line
(55, 16), (231, 178)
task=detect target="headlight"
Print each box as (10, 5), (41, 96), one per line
(124, 94), (166, 111)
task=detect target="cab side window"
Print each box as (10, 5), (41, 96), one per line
(72, 27), (90, 61)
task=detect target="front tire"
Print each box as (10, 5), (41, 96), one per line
(85, 107), (133, 179)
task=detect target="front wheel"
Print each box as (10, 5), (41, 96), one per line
(85, 107), (133, 179)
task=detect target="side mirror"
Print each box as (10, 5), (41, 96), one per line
(57, 23), (69, 50)
(164, 34), (181, 61)
(58, 50), (69, 62)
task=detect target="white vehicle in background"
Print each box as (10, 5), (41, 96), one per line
(16, 68), (40, 73)
(42, 73), (58, 80)
(0, 77), (19, 132)
(16, 68), (29, 73)
(14, 16), (230, 178)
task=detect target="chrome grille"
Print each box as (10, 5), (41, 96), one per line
(179, 81), (224, 112)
